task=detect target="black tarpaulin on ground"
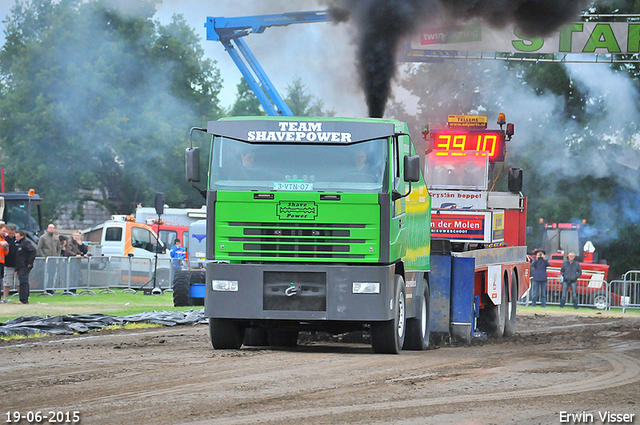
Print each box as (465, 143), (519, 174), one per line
(0, 309), (207, 337)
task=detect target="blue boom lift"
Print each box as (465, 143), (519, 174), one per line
(205, 11), (332, 116)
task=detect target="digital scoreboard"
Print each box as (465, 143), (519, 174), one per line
(428, 129), (506, 162)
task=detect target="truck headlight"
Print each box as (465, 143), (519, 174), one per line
(212, 280), (238, 292)
(352, 282), (380, 294)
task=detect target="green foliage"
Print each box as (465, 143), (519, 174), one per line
(230, 77), (265, 116)
(0, 0), (222, 219)
(285, 77), (335, 117)
(603, 224), (640, 277)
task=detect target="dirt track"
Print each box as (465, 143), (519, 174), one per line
(2, 311), (639, 425)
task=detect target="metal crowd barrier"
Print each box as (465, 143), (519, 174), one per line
(520, 274), (640, 312)
(6, 256), (172, 298)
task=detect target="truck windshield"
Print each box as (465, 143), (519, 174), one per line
(210, 138), (388, 193)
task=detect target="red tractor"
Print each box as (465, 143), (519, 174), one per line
(535, 222), (624, 309)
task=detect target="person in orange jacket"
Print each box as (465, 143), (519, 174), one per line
(0, 223), (9, 303)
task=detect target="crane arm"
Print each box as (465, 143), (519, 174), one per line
(205, 11), (332, 116)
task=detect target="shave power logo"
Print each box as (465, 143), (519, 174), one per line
(277, 201), (318, 221)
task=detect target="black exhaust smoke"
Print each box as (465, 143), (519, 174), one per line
(329, 0), (593, 118)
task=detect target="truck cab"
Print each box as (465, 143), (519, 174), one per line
(83, 215), (168, 259)
(0, 190), (44, 243)
(188, 116), (428, 353)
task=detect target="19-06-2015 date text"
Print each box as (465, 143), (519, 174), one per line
(5, 411), (80, 423)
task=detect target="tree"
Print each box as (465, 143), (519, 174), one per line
(0, 0), (223, 220)
(230, 77), (265, 116)
(284, 77), (335, 117)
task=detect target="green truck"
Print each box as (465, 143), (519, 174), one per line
(186, 116), (431, 353)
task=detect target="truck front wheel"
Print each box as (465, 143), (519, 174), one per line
(209, 318), (245, 349)
(371, 275), (406, 354)
(404, 282), (430, 350)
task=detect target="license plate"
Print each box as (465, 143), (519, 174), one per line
(273, 182), (313, 191)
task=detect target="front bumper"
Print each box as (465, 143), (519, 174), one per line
(205, 263), (396, 322)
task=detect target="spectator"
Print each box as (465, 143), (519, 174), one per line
(37, 223), (61, 257)
(0, 224), (8, 303)
(560, 251), (582, 309)
(15, 230), (36, 304)
(530, 249), (550, 307)
(59, 235), (68, 257)
(65, 231), (88, 292)
(38, 223), (61, 293)
(2, 225), (17, 303)
(170, 238), (186, 272)
(66, 231), (88, 258)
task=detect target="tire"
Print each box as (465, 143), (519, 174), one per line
(503, 274), (518, 338)
(190, 271), (206, 306)
(172, 271), (192, 307)
(478, 273), (507, 338)
(371, 275), (406, 354)
(592, 292), (609, 310)
(244, 327), (270, 346)
(267, 329), (299, 347)
(209, 318), (245, 349)
(404, 281), (430, 350)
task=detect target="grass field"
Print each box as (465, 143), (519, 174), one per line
(1, 291), (638, 324)
(517, 304), (640, 316)
(0, 291), (194, 323)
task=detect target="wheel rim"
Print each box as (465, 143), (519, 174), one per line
(420, 296), (427, 338)
(594, 295), (607, 310)
(397, 293), (406, 338)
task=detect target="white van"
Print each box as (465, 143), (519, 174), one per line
(83, 215), (169, 260)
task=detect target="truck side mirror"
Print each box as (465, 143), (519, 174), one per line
(403, 155), (420, 183)
(186, 147), (200, 183)
(508, 168), (523, 193)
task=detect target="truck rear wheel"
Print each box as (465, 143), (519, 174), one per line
(503, 275), (518, 337)
(209, 318), (245, 349)
(371, 275), (406, 354)
(172, 271), (192, 307)
(267, 329), (298, 347)
(479, 274), (507, 338)
(404, 282), (430, 350)
(244, 327), (270, 346)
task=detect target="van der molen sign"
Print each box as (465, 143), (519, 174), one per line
(411, 21), (640, 55)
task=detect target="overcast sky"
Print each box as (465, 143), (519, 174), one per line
(0, 0), (372, 116)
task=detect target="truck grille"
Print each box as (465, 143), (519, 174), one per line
(222, 222), (372, 261)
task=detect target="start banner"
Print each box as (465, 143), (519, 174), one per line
(408, 21), (640, 57)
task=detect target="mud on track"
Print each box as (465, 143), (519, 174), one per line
(1, 311), (639, 425)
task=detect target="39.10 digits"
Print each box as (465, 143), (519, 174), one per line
(5, 411), (80, 423)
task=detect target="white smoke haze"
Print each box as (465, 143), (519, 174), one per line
(3, 2), (639, 212)
(154, 0), (367, 116)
